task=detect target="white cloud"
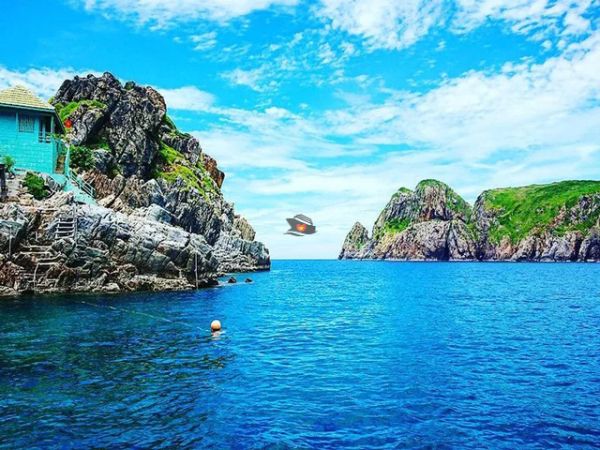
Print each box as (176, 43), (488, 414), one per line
(0, 66), (98, 100)
(4, 29), (600, 259)
(190, 31), (218, 51)
(0, 66), (217, 113)
(315, 0), (597, 51)
(316, 0), (446, 50)
(452, 0), (594, 37)
(158, 86), (215, 111)
(325, 32), (600, 159)
(189, 32), (600, 258)
(222, 67), (270, 92)
(81, 0), (298, 25)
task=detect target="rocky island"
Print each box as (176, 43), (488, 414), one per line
(340, 179), (600, 262)
(0, 73), (269, 296)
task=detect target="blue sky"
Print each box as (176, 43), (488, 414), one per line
(1, 0), (599, 259)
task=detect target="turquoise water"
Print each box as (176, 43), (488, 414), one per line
(1, 260), (600, 449)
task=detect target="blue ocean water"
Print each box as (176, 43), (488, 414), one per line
(1, 260), (600, 449)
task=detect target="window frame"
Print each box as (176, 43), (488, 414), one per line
(18, 114), (35, 133)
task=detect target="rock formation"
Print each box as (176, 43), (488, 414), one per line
(340, 179), (600, 262)
(338, 222), (369, 259)
(0, 72), (269, 296)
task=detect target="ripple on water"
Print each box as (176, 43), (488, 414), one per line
(1, 261), (600, 449)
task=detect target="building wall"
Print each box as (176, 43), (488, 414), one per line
(0, 107), (58, 174)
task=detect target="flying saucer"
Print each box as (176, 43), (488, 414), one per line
(285, 214), (316, 236)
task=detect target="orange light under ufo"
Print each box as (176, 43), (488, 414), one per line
(295, 223), (307, 232)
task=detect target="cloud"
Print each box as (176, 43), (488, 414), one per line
(0, 66), (216, 112)
(221, 67), (272, 92)
(189, 32), (600, 258)
(81, 0), (298, 26)
(316, 0), (446, 50)
(325, 32), (600, 159)
(3, 28), (600, 258)
(0, 66), (99, 99)
(158, 86), (215, 111)
(452, 0), (594, 38)
(315, 0), (598, 51)
(190, 31), (218, 51)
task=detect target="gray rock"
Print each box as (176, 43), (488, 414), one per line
(50, 72), (269, 276)
(339, 222), (370, 259)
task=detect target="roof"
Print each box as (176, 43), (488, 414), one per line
(0, 85), (55, 113)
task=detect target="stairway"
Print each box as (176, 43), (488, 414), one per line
(16, 243), (61, 290)
(55, 209), (77, 239)
(14, 208), (78, 291)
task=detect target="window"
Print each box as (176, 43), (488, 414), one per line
(39, 116), (52, 143)
(18, 114), (35, 133)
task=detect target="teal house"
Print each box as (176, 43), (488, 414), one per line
(0, 85), (65, 174)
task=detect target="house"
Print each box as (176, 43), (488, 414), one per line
(0, 85), (65, 174)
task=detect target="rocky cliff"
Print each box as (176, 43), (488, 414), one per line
(340, 179), (600, 262)
(0, 72), (269, 296)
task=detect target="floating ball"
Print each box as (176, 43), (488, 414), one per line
(211, 320), (222, 332)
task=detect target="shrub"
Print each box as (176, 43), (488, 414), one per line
(70, 146), (95, 171)
(56, 100), (106, 122)
(163, 114), (176, 129)
(23, 173), (48, 200)
(2, 155), (15, 173)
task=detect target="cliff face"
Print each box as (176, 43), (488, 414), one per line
(0, 72), (269, 296)
(340, 179), (600, 262)
(338, 222), (369, 259)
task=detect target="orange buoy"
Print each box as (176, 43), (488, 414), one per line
(211, 320), (222, 332)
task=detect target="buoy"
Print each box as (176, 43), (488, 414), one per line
(211, 320), (222, 332)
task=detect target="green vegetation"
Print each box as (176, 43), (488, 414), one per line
(88, 135), (110, 152)
(153, 140), (217, 198)
(23, 173), (49, 200)
(416, 179), (472, 219)
(158, 141), (183, 165)
(391, 187), (412, 199)
(382, 217), (412, 235)
(162, 114), (176, 129)
(55, 99), (107, 122)
(373, 217), (412, 240)
(2, 155), (15, 173)
(483, 180), (600, 244)
(70, 146), (95, 171)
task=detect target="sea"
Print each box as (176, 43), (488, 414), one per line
(1, 260), (599, 449)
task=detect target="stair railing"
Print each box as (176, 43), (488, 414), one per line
(33, 263), (39, 289)
(69, 170), (96, 198)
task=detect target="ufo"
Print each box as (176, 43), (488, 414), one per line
(285, 214), (316, 236)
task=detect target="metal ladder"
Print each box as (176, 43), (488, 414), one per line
(55, 207), (78, 240)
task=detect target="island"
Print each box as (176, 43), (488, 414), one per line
(340, 179), (600, 262)
(0, 73), (269, 296)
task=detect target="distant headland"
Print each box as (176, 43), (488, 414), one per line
(340, 179), (600, 262)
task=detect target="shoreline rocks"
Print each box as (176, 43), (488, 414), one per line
(0, 72), (270, 296)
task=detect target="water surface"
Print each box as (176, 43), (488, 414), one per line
(1, 261), (600, 448)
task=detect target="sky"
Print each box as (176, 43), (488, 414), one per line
(0, 0), (599, 259)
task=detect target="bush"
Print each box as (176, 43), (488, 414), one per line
(23, 173), (49, 200)
(2, 155), (15, 173)
(56, 100), (106, 122)
(70, 146), (95, 171)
